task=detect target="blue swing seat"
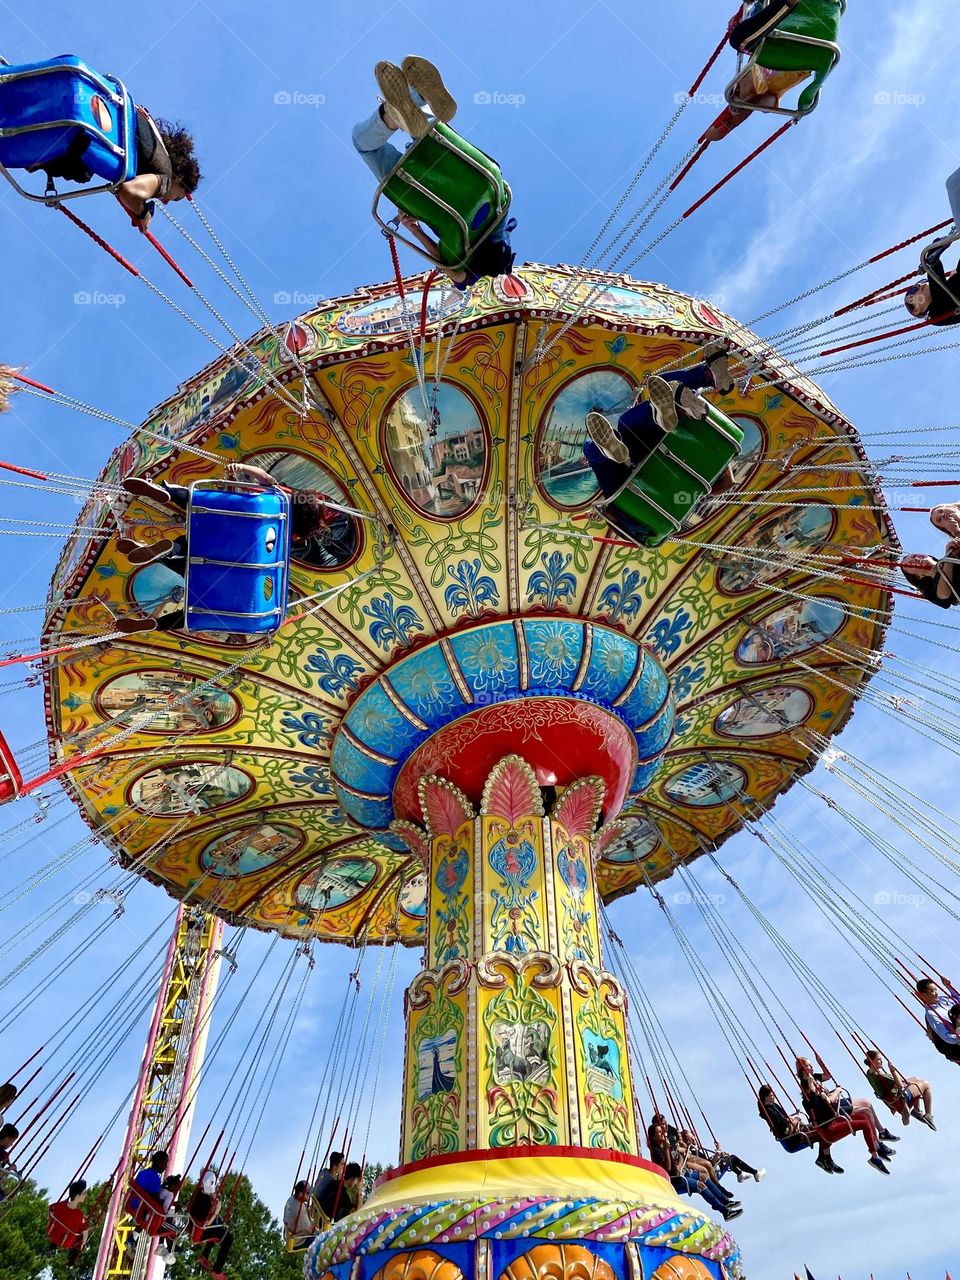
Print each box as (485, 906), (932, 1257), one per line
(0, 54), (136, 201)
(184, 483), (291, 635)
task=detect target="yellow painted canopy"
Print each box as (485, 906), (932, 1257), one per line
(42, 265), (896, 944)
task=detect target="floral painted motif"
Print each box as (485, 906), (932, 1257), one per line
(556, 841), (594, 963)
(599, 570), (647, 624)
(444, 558), (500, 618)
(488, 829), (541, 953)
(280, 710), (332, 749)
(649, 608), (693, 659)
(527, 622), (580, 686)
(672, 660), (707, 702)
(432, 840), (471, 963)
(304, 649), (364, 697)
(527, 551), (577, 611)
(363, 592), (425, 651)
(288, 765), (333, 796)
(457, 630), (519, 695)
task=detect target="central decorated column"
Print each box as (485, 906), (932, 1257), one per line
(311, 621), (744, 1280)
(398, 758), (637, 1160)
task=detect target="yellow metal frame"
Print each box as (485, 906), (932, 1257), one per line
(95, 908), (224, 1280)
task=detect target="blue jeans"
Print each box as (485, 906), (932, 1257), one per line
(584, 361), (715, 499)
(352, 91), (427, 181)
(947, 165), (960, 231)
(671, 1173), (729, 1211)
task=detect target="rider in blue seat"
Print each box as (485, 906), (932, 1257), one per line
(0, 57), (200, 226)
(44, 109), (201, 228)
(114, 464), (340, 634)
(116, 113), (201, 228)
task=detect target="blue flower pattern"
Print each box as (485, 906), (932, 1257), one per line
(649, 609), (693, 658)
(304, 649), (364, 697)
(288, 765), (333, 795)
(444, 558), (500, 618)
(456, 630), (519, 695)
(527, 621), (580, 685)
(672, 660), (707, 702)
(281, 710), (332, 749)
(363, 592), (425, 651)
(527, 551), (577, 610)
(598, 570), (647, 623)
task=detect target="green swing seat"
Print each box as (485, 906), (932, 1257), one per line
(602, 404), (744, 550)
(374, 122), (512, 270)
(730, 0), (846, 118)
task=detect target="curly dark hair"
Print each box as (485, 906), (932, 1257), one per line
(154, 118), (202, 193)
(290, 491), (332, 541)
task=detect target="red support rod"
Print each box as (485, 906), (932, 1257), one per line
(867, 218), (953, 266)
(5, 1045), (44, 1081)
(114, 194), (194, 286)
(20, 741), (113, 795)
(0, 459), (49, 481)
(841, 575), (920, 601)
(834, 269), (921, 316)
(683, 119), (795, 220)
(670, 141), (709, 192)
(12, 1072), (75, 1135)
(419, 269), (440, 344)
(57, 205), (141, 278)
(0, 638), (114, 672)
(138, 225), (194, 288)
(688, 10), (741, 96)
(11, 371), (56, 396)
(819, 317), (932, 357)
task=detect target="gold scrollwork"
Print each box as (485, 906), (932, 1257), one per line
(568, 959), (627, 1008)
(476, 950), (563, 990)
(407, 958), (473, 1008)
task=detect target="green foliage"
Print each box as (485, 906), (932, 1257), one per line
(0, 1178), (108, 1280)
(362, 1162), (391, 1200)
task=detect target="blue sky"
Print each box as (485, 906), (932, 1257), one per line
(1, 2), (960, 1277)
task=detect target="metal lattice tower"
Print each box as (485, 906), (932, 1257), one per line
(94, 907), (225, 1280)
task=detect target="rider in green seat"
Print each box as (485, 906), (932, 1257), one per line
(705, 0), (844, 143)
(583, 344), (742, 547)
(352, 56), (515, 290)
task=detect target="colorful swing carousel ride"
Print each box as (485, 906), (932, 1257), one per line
(37, 263), (893, 1280)
(8, 4), (956, 1277)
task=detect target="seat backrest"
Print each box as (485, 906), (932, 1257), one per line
(124, 1185), (167, 1234)
(46, 1204), (84, 1250)
(382, 123), (511, 268)
(607, 404), (744, 548)
(184, 484), (291, 634)
(0, 55), (137, 183)
(753, 0), (844, 110)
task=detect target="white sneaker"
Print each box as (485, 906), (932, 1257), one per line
(646, 376), (679, 433)
(736, 1171), (749, 1183)
(753, 1168), (766, 1183)
(586, 412), (630, 466)
(375, 61), (430, 138)
(678, 385), (709, 421)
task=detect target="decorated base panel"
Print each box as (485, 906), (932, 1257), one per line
(304, 1151), (741, 1280)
